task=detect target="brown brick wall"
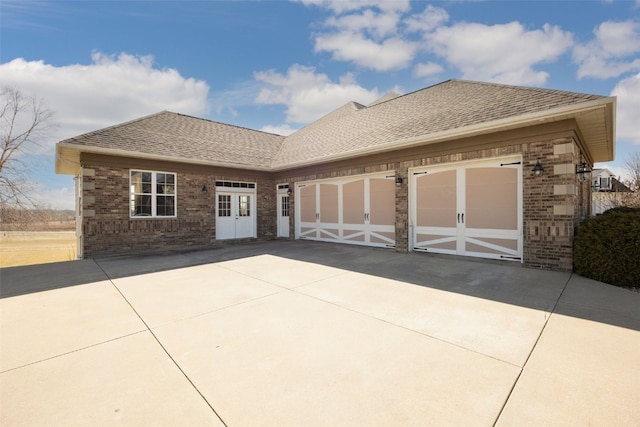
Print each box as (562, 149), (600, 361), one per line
(275, 127), (584, 271)
(80, 158), (276, 258)
(80, 120), (589, 271)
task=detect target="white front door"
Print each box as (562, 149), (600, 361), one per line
(216, 192), (256, 240)
(410, 156), (522, 261)
(277, 191), (290, 238)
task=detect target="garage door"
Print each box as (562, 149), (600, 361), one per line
(296, 172), (396, 248)
(410, 157), (522, 261)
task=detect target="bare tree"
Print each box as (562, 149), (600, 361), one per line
(625, 152), (640, 193)
(0, 87), (55, 211)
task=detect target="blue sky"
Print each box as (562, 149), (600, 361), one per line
(1, 0), (639, 210)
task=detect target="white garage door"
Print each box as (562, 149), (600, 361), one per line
(410, 156), (522, 261)
(296, 172), (396, 248)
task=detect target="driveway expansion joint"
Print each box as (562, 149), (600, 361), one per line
(94, 260), (228, 427)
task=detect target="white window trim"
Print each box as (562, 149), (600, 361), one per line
(129, 169), (177, 218)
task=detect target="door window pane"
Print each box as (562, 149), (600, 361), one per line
(218, 195), (231, 217)
(281, 196), (289, 217)
(238, 195), (250, 217)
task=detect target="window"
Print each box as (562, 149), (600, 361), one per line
(281, 196), (290, 217)
(218, 194), (231, 217)
(130, 170), (176, 217)
(238, 195), (251, 217)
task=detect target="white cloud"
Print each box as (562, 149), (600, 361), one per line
(612, 72), (640, 145)
(0, 52), (210, 148)
(302, 0), (416, 72)
(574, 20), (640, 79)
(296, 0), (410, 14)
(413, 61), (443, 78)
(254, 64), (380, 123)
(325, 9), (400, 38)
(259, 124), (298, 136)
(425, 22), (574, 85)
(405, 4), (449, 33)
(315, 32), (417, 71)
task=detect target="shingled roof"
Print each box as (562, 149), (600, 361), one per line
(56, 80), (616, 175)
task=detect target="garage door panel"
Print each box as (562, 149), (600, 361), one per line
(465, 237), (519, 256)
(343, 180), (365, 225)
(369, 178), (395, 226)
(300, 185), (317, 223)
(416, 171), (457, 228)
(415, 233), (457, 251)
(466, 168), (517, 230)
(319, 228), (339, 239)
(343, 231), (365, 242)
(319, 184), (339, 223)
(370, 231), (395, 245)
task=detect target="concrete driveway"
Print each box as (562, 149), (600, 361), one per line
(1, 241), (639, 426)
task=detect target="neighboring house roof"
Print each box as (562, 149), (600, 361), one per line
(592, 169), (633, 192)
(611, 178), (632, 192)
(56, 79), (616, 175)
(592, 168), (616, 179)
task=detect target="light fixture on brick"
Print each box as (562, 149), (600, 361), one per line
(532, 160), (544, 177)
(201, 184), (208, 194)
(576, 162), (591, 183)
(395, 176), (403, 186)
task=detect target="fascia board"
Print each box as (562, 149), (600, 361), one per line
(55, 143), (272, 172)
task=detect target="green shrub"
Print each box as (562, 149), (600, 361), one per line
(573, 207), (640, 288)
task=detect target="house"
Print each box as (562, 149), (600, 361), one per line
(591, 168), (633, 215)
(55, 80), (616, 271)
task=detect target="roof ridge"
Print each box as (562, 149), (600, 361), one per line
(447, 78), (608, 98)
(172, 112), (286, 137)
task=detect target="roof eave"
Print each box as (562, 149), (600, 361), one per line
(55, 143), (273, 174)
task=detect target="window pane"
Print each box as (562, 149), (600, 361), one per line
(156, 196), (175, 216)
(239, 195), (250, 217)
(132, 195), (152, 216)
(218, 195), (231, 217)
(282, 196), (289, 217)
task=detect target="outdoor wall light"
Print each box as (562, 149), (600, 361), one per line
(576, 162), (592, 183)
(395, 176), (403, 186)
(201, 184), (208, 194)
(287, 188), (292, 196)
(532, 160), (544, 177)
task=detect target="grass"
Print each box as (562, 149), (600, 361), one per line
(0, 231), (77, 268)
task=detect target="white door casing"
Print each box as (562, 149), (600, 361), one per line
(410, 156), (522, 261)
(295, 172), (396, 248)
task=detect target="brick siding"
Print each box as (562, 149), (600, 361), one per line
(80, 123), (590, 271)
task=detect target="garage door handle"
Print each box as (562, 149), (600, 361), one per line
(457, 213), (460, 223)
(461, 213), (464, 223)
